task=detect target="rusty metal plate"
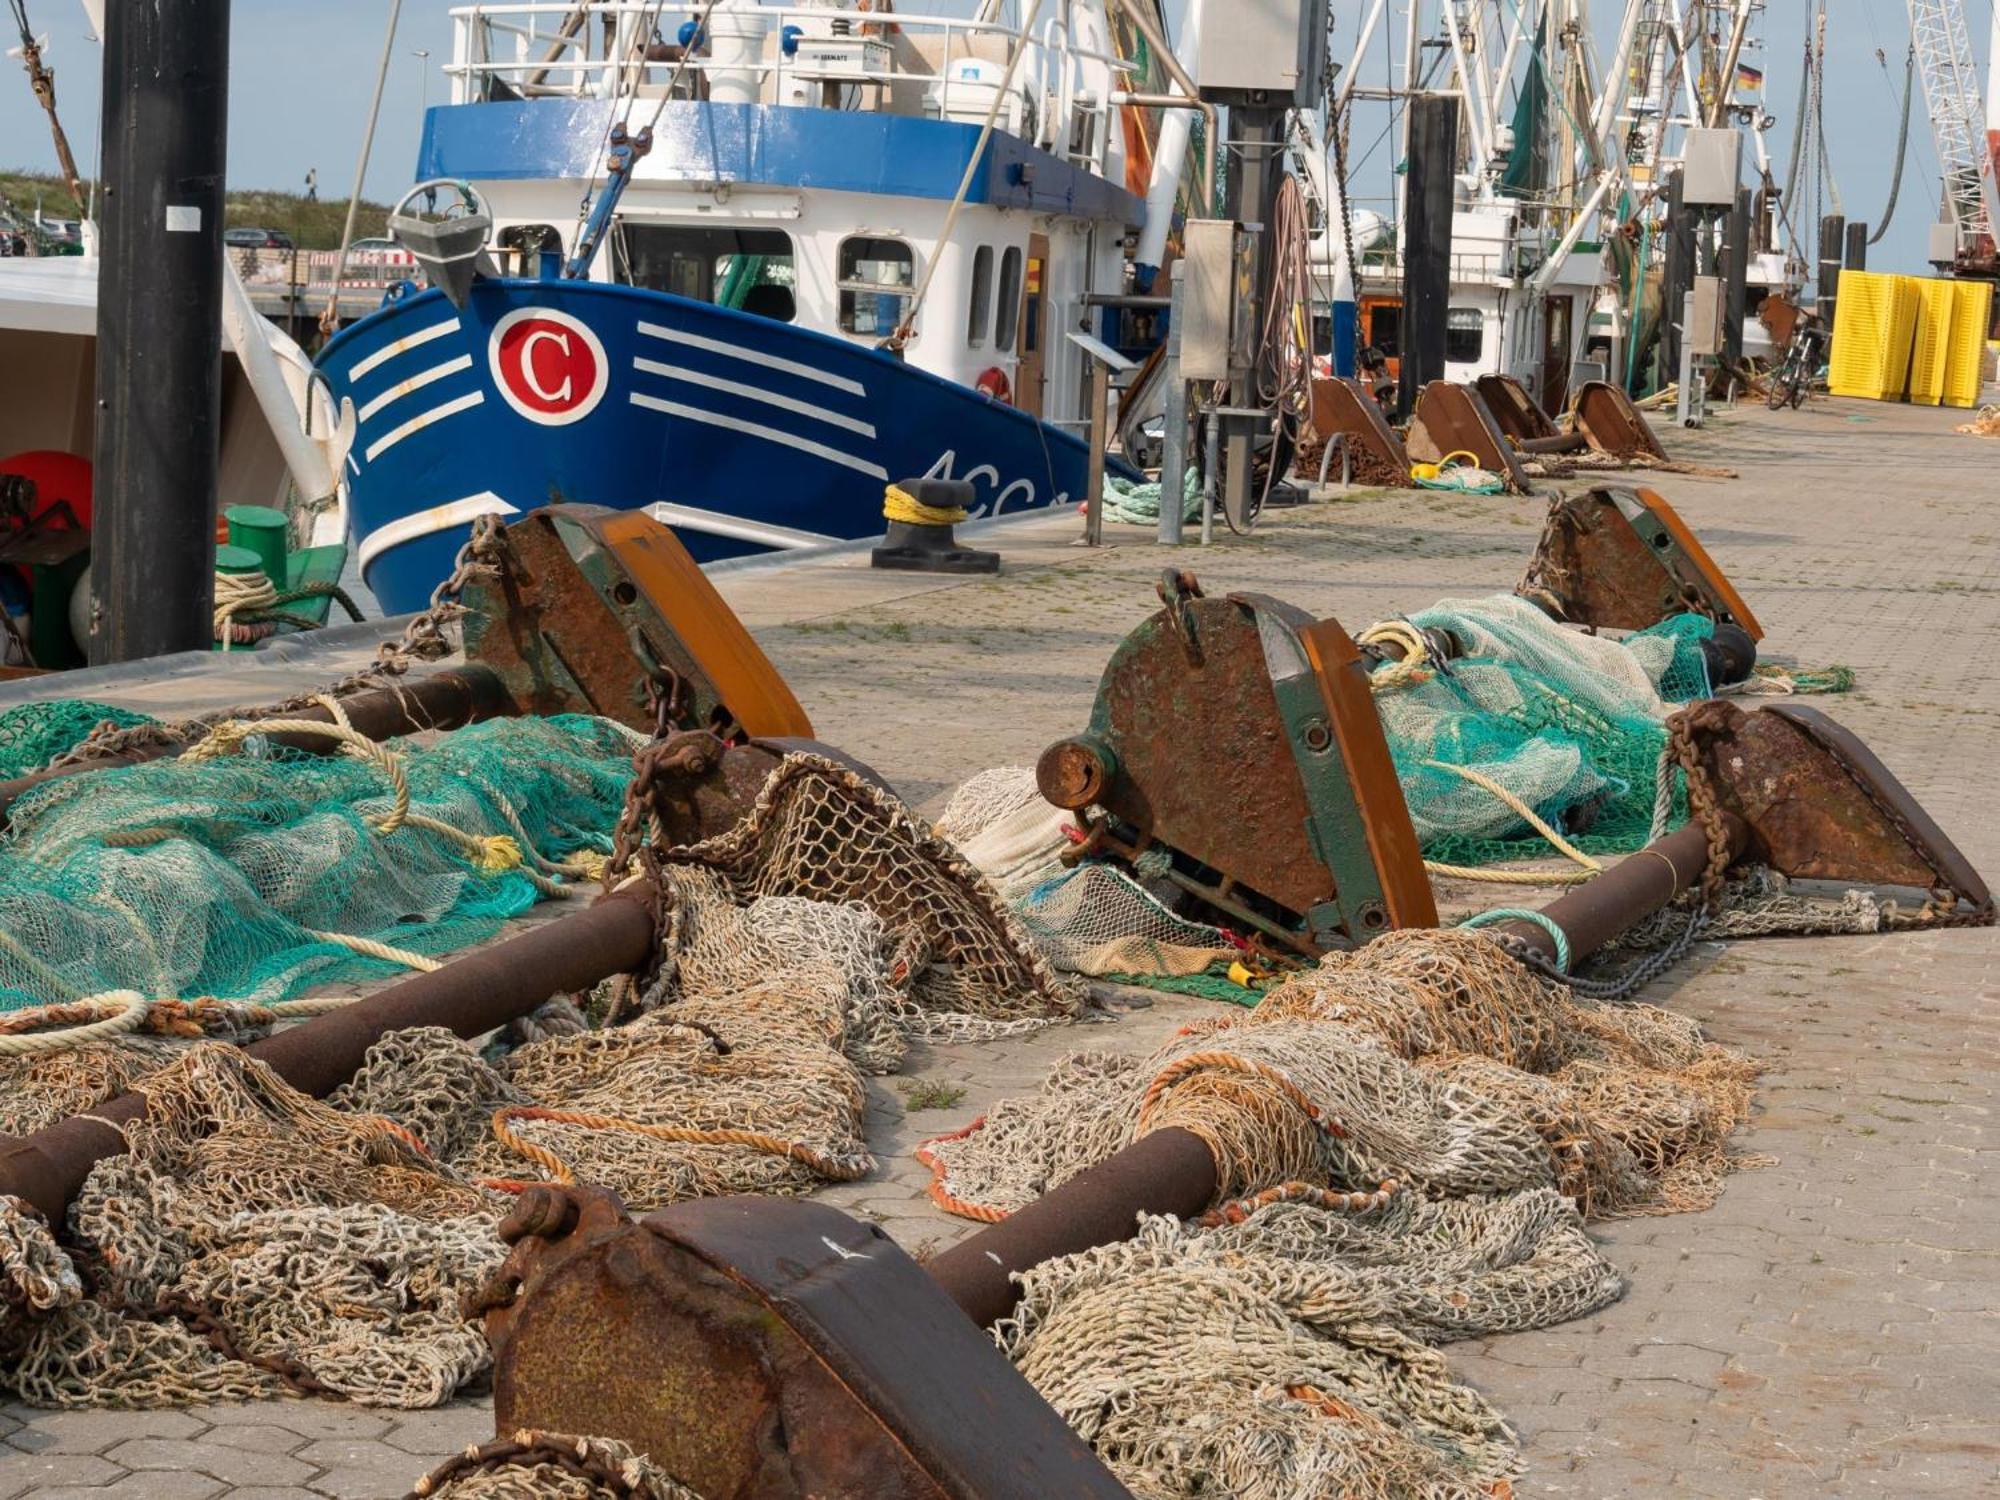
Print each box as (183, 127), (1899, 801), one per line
(1474, 373), (1560, 442)
(461, 505), (812, 738)
(1308, 376), (1410, 487)
(1405, 382), (1531, 492)
(1042, 585), (1433, 951)
(1572, 380), (1670, 462)
(1519, 487), (1763, 638)
(1699, 703), (1990, 912)
(488, 1189), (1130, 1500)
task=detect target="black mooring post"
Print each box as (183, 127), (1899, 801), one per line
(1844, 219), (1868, 271)
(89, 0), (232, 665)
(1816, 214), (1845, 328)
(1723, 187), (1750, 369)
(1398, 92), (1458, 420)
(1657, 170), (1690, 391)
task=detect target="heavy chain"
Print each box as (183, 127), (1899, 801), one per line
(1665, 701), (1735, 914)
(44, 517), (507, 776)
(1485, 907), (1708, 1004)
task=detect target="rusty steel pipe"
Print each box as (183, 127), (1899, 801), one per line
(0, 664), (514, 826)
(926, 1125), (1218, 1329)
(1496, 813), (1747, 967)
(0, 881), (660, 1224)
(1513, 431), (1591, 455)
(926, 817), (1751, 1327)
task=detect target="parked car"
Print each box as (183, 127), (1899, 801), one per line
(224, 227), (295, 250)
(347, 236), (403, 255)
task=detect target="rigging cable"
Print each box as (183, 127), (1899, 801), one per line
(1869, 44), (1915, 245)
(7, 0), (84, 212)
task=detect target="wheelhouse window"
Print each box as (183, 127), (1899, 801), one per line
(995, 246), (1023, 352)
(838, 236), (915, 338)
(1445, 307), (1484, 363)
(497, 224), (563, 277)
(967, 246), (995, 346)
(613, 225), (797, 320)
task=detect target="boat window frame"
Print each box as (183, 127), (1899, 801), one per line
(612, 223), (800, 320)
(995, 246), (1024, 353)
(967, 245), (995, 347)
(1445, 306), (1484, 364)
(837, 235), (919, 341)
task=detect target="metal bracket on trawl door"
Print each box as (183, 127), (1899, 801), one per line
(1035, 571), (1436, 956)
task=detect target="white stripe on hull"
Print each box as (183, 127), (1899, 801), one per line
(634, 321), (869, 398)
(363, 391), (487, 464)
(347, 317), (463, 380)
(356, 492), (521, 573)
(629, 392), (889, 480)
(632, 357), (876, 439)
(357, 354), (476, 424)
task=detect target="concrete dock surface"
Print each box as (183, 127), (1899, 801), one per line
(2, 395), (1994, 1497)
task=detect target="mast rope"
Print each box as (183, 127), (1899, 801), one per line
(1868, 43), (1915, 244)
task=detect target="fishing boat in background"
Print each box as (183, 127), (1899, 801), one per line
(320, 0), (1180, 613)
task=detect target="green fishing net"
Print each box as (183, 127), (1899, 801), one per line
(1373, 596), (1715, 869)
(0, 700), (156, 779)
(0, 714), (636, 1012)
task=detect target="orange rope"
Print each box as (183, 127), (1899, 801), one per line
(488, 1105), (871, 1185)
(915, 1115), (1010, 1224)
(1196, 1178), (1398, 1229)
(1135, 1050), (1348, 1140)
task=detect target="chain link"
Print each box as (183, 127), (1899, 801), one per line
(1664, 701), (1736, 913)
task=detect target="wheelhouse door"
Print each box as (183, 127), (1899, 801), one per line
(1016, 233), (1051, 418)
(1543, 295), (1574, 411)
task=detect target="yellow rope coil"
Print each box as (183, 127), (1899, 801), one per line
(1418, 758), (1604, 886)
(1357, 619), (1433, 692)
(883, 483), (968, 526)
(213, 569), (279, 652)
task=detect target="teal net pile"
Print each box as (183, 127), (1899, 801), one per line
(1371, 595), (1714, 868)
(0, 714), (636, 1011)
(0, 700), (156, 779)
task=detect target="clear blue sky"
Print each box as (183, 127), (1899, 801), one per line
(0, 0), (1981, 272)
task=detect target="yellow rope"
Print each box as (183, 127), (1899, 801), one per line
(1358, 619), (1433, 692)
(883, 483), (968, 526)
(1419, 758), (1603, 886)
(213, 569), (279, 652)
(303, 929), (444, 973)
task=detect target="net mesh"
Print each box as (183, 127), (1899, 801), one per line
(0, 747), (1079, 1409)
(0, 715), (636, 1011)
(1375, 595), (1705, 867)
(921, 927), (1760, 1497)
(0, 700), (156, 779)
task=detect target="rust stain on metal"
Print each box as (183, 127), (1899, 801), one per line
(1697, 703), (1990, 910)
(1519, 487), (1763, 637)
(461, 505), (812, 739)
(484, 1187), (1132, 1500)
(1572, 380), (1670, 461)
(1404, 382), (1532, 492)
(1307, 376), (1410, 486)
(1474, 374), (1560, 442)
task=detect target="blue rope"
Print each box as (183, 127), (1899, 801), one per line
(1460, 908), (1571, 974)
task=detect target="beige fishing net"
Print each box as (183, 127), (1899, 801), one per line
(1000, 1189), (1623, 1500)
(410, 1433), (704, 1500)
(0, 751), (1080, 1409)
(923, 928), (1758, 1224)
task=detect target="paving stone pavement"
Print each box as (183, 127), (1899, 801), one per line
(4, 397), (1997, 1496)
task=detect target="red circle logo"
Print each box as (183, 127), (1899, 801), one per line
(489, 308), (609, 425)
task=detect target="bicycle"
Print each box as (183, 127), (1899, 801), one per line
(1766, 310), (1826, 410)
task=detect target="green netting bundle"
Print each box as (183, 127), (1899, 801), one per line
(0, 714), (636, 1011)
(0, 700), (156, 779)
(1372, 595), (1713, 868)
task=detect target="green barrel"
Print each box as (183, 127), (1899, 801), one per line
(225, 504), (290, 583)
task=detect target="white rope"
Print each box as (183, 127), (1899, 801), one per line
(213, 570), (279, 652)
(0, 991), (150, 1057)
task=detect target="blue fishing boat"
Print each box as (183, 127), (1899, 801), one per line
(319, 1), (1192, 612)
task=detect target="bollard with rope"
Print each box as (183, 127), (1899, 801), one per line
(869, 478), (1000, 574)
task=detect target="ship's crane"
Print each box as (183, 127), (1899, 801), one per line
(1904, 0), (1999, 264)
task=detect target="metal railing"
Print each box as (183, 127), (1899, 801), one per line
(231, 247), (418, 297)
(445, 2), (1132, 175)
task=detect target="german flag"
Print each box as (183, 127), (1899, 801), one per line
(1736, 62), (1764, 92)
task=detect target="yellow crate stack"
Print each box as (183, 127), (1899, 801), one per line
(1905, 277), (1955, 406)
(1828, 270), (1918, 400)
(1943, 278), (1993, 408)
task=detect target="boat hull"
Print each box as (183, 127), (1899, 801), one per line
(318, 279), (1127, 612)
